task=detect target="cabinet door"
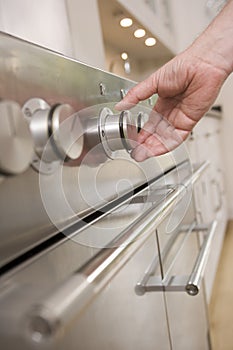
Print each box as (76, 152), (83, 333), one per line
(156, 201), (210, 350)
(194, 117), (227, 302)
(186, 115), (227, 302)
(193, 116), (227, 221)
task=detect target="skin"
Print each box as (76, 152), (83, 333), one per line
(115, 0), (233, 162)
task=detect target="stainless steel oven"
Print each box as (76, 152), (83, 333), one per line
(0, 32), (215, 349)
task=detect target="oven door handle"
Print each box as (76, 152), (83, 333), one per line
(26, 161), (209, 342)
(136, 220), (217, 296)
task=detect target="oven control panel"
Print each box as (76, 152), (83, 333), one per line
(0, 97), (148, 176)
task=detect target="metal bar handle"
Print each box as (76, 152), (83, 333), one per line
(25, 161), (209, 342)
(136, 220), (217, 296)
(185, 220), (217, 295)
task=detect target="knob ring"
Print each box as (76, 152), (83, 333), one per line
(98, 107), (115, 159)
(47, 103), (67, 161)
(119, 111), (131, 153)
(47, 103), (61, 138)
(137, 112), (143, 133)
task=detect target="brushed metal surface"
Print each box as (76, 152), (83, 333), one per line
(0, 235), (171, 350)
(0, 32), (190, 268)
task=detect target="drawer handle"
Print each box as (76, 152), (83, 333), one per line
(25, 162), (209, 342)
(135, 220), (217, 296)
(186, 220), (217, 295)
(212, 180), (222, 212)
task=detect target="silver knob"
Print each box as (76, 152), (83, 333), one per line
(99, 107), (147, 158)
(0, 100), (33, 175)
(23, 98), (84, 163)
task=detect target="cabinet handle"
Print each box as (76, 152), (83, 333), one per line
(213, 180), (222, 212)
(136, 220), (217, 296)
(25, 162), (209, 342)
(186, 220), (217, 295)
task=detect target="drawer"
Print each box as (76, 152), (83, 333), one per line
(135, 198), (216, 350)
(156, 198), (196, 277)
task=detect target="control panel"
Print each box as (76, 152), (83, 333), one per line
(0, 97), (148, 176)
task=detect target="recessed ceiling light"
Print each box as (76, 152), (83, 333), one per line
(121, 52), (128, 60)
(120, 18), (133, 27)
(124, 61), (131, 74)
(145, 37), (157, 46)
(134, 28), (146, 38)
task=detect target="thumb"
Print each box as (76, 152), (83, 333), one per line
(115, 72), (159, 110)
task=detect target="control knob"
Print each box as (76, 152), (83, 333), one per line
(23, 98), (84, 167)
(0, 100), (34, 175)
(99, 107), (148, 158)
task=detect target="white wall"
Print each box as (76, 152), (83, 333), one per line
(169, 0), (210, 52)
(66, 0), (105, 69)
(0, 0), (74, 57)
(0, 0), (106, 69)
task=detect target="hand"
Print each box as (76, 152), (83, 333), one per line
(115, 49), (228, 161)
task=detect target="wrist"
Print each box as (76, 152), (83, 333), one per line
(189, 0), (233, 76)
(191, 31), (233, 76)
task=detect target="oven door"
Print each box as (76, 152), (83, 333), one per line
(0, 177), (176, 350)
(0, 162), (209, 350)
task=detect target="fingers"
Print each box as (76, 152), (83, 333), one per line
(137, 112), (162, 144)
(115, 72), (158, 110)
(131, 114), (188, 162)
(131, 138), (168, 162)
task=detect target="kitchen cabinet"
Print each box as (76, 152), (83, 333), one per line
(187, 111), (227, 302)
(155, 198), (211, 349)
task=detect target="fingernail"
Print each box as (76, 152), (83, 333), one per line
(131, 146), (148, 162)
(115, 101), (123, 110)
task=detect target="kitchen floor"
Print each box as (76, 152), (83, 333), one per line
(209, 220), (233, 350)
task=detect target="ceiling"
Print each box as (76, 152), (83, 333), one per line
(97, 0), (174, 61)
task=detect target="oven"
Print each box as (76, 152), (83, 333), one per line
(0, 32), (215, 349)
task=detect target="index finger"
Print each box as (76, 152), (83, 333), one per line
(115, 72), (158, 110)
